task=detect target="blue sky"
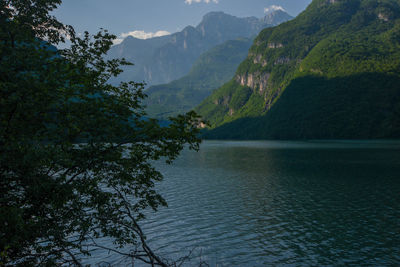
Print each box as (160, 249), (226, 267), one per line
(53, 0), (312, 44)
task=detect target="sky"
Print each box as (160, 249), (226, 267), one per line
(53, 0), (312, 44)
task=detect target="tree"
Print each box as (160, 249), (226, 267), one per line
(0, 0), (201, 265)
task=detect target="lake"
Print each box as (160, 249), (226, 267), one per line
(88, 140), (400, 266)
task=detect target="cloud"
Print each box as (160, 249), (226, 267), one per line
(121, 30), (171, 39)
(113, 30), (171, 44)
(264, 5), (286, 13)
(184, 0), (219, 4)
(113, 38), (124, 45)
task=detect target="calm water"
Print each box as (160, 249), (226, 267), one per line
(88, 140), (400, 266)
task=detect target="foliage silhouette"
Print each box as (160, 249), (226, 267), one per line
(0, 0), (201, 265)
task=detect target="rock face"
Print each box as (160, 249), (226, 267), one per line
(378, 12), (390, 22)
(107, 11), (293, 87)
(196, 0), (400, 140)
(236, 73), (270, 93)
(252, 54), (268, 66)
(267, 43), (284, 48)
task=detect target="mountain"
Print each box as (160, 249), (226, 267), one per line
(197, 0), (400, 140)
(107, 11), (293, 86)
(107, 35), (170, 85)
(144, 38), (254, 119)
(262, 10), (294, 26)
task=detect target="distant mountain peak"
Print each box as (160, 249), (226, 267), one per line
(202, 11), (231, 19)
(108, 10), (294, 86)
(262, 10), (293, 26)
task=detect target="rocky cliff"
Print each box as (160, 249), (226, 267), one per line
(196, 0), (400, 139)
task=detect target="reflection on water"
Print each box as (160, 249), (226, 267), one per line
(88, 140), (400, 266)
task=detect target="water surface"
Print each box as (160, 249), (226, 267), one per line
(90, 140), (400, 266)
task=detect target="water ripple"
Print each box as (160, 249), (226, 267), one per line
(86, 140), (400, 266)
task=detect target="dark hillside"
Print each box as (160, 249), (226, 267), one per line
(197, 0), (400, 139)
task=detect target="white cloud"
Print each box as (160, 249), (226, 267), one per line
(184, 0), (219, 5)
(121, 30), (171, 39)
(113, 30), (171, 44)
(113, 38), (124, 45)
(264, 5), (286, 13)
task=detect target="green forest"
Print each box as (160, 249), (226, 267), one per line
(197, 0), (400, 139)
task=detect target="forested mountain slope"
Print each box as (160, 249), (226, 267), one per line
(144, 38), (253, 118)
(197, 0), (400, 139)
